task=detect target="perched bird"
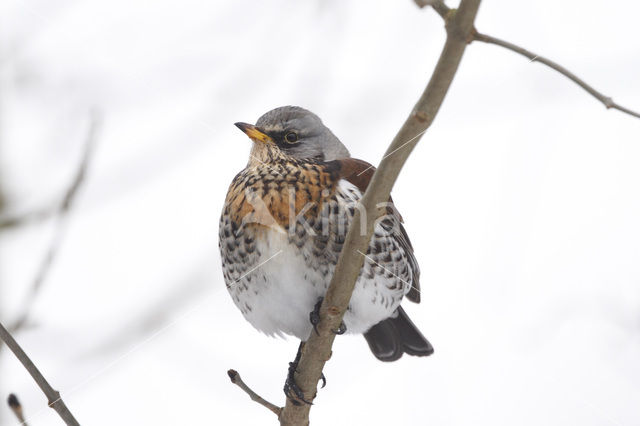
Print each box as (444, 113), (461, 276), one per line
(219, 106), (433, 401)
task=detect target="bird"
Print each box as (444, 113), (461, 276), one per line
(219, 106), (433, 402)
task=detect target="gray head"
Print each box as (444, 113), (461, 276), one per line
(235, 106), (350, 161)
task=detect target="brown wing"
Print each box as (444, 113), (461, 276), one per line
(328, 158), (421, 303)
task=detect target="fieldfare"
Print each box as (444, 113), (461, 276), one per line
(219, 106), (433, 402)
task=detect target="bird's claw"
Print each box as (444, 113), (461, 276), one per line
(310, 298), (347, 335)
(332, 321), (347, 335)
(284, 361), (313, 405)
(284, 342), (313, 405)
(309, 299), (322, 336)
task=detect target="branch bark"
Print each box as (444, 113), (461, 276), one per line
(278, 1), (482, 424)
(0, 321), (80, 425)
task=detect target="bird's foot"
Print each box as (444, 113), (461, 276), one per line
(283, 342), (313, 405)
(309, 298), (347, 335)
(332, 321), (347, 335)
(284, 362), (312, 405)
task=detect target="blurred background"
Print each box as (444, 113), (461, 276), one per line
(1, 0), (639, 424)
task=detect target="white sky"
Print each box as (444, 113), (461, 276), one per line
(1, 0), (639, 425)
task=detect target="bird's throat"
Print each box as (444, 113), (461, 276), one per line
(247, 142), (287, 167)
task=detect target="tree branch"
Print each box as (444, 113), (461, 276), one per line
(7, 111), (100, 334)
(7, 394), (29, 426)
(278, 1), (482, 424)
(427, 0), (640, 119)
(0, 110), (100, 231)
(227, 369), (282, 418)
(471, 31), (640, 119)
(415, 0), (449, 19)
(0, 208), (56, 231)
(0, 321), (80, 425)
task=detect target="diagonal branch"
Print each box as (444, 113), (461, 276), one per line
(0, 321), (80, 425)
(7, 112), (100, 334)
(278, 1), (482, 424)
(472, 31), (640, 119)
(427, 0), (640, 119)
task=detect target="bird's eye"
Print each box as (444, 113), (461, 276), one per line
(285, 132), (298, 143)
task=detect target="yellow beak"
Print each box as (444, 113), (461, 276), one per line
(234, 122), (272, 143)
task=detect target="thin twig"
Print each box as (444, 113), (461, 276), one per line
(278, 1), (482, 424)
(420, 0), (450, 19)
(427, 0), (640, 119)
(0, 321), (80, 425)
(8, 111), (100, 333)
(413, 0), (436, 8)
(472, 31), (640, 119)
(227, 369), (282, 418)
(0, 110), (100, 232)
(7, 394), (29, 426)
(0, 208), (56, 231)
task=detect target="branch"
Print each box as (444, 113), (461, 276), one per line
(414, 0), (449, 19)
(427, 0), (640, 119)
(7, 112), (100, 334)
(0, 110), (100, 231)
(227, 370), (282, 418)
(472, 31), (640, 119)
(7, 394), (29, 426)
(0, 321), (80, 425)
(0, 208), (55, 231)
(278, 1), (482, 424)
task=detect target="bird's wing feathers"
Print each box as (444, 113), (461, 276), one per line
(329, 158), (421, 303)
(333, 157), (375, 193)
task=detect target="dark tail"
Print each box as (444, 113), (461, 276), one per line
(363, 306), (434, 362)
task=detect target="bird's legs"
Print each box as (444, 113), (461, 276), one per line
(284, 298), (347, 404)
(284, 341), (313, 405)
(284, 297), (344, 404)
(309, 298), (347, 336)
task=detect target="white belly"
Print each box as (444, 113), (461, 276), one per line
(227, 226), (406, 340)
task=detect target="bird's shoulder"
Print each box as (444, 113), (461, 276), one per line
(322, 157), (375, 193)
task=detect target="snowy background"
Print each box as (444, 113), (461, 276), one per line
(1, 0), (639, 425)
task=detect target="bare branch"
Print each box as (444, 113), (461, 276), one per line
(413, 0), (437, 8)
(278, 1), (482, 424)
(8, 112), (100, 333)
(0, 110), (100, 231)
(0, 321), (80, 425)
(227, 369), (282, 418)
(426, 0), (640, 119)
(472, 31), (640, 119)
(0, 208), (55, 231)
(7, 394), (29, 426)
(420, 0), (450, 19)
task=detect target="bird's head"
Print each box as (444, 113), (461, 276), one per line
(235, 106), (350, 163)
